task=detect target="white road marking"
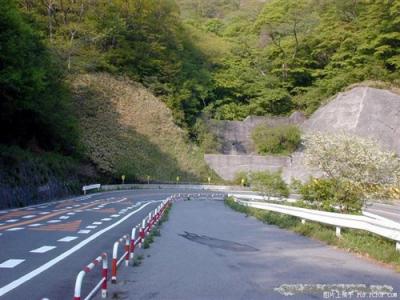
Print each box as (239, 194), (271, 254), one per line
(101, 218), (112, 221)
(39, 212), (50, 215)
(93, 222), (102, 225)
(58, 236), (78, 242)
(28, 224), (42, 227)
(0, 202), (155, 296)
(0, 223), (4, 226)
(22, 215), (36, 219)
(6, 228), (24, 231)
(111, 214), (120, 218)
(30, 246), (56, 253)
(6, 219), (18, 223)
(86, 225), (97, 229)
(47, 220), (61, 224)
(0, 259), (25, 268)
(59, 216), (69, 220)
(78, 230), (91, 234)
(67, 212), (75, 215)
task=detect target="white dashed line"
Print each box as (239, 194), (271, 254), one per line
(22, 215), (35, 219)
(47, 220), (61, 224)
(39, 212), (50, 215)
(78, 230), (91, 234)
(28, 224), (42, 227)
(59, 216), (69, 220)
(0, 259), (25, 268)
(30, 246), (56, 254)
(5, 219), (18, 223)
(66, 212), (75, 216)
(6, 228), (24, 231)
(111, 215), (120, 218)
(92, 222), (102, 225)
(86, 225), (97, 229)
(101, 218), (112, 221)
(58, 236), (78, 242)
(0, 202), (155, 297)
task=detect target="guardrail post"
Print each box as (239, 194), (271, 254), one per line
(130, 227), (136, 260)
(73, 271), (85, 300)
(139, 219), (146, 248)
(101, 253), (108, 298)
(111, 241), (119, 284)
(336, 226), (341, 237)
(124, 237), (130, 266)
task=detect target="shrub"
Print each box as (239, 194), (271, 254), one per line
(233, 171), (250, 186)
(250, 171), (289, 198)
(252, 125), (301, 154)
(299, 178), (363, 213)
(304, 132), (400, 201)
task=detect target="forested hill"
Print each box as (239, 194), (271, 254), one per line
(0, 0), (399, 203)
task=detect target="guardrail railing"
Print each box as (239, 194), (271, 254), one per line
(232, 195), (400, 251)
(73, 253), (108, 300)
(72, 197), (172, 300)
(82, 184), (101, 195)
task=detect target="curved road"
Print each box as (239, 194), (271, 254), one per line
(0, 189), (191, 300)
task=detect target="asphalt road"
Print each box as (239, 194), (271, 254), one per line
(0, 189), (197, 300)
(109, 199), (400, 300)
(365, 202), (400, 223)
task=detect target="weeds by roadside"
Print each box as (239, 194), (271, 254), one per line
(225, 197), (400, 271)
(132, 203), (173, 264)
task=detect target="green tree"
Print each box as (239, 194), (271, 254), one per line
(0, 0), (78, 153)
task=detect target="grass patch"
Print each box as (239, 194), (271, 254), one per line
(225, 197), (400, 270)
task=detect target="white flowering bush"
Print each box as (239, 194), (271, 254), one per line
(303, 132), (400, 201)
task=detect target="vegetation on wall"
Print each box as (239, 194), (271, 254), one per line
(251, 125), (301, 154)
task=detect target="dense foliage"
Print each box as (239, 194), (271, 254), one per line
(0, 0), (78, 154)
(251, 124), (301, 154)
(179, 0), (400, 120)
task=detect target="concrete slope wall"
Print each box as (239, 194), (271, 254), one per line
(204, 154), (289, 180)
(207, 112), (305, 154)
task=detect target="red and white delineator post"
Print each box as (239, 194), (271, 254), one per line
(111, 235), (130, 284)
(73, 253), (108, 300)
(138, 218), (146, 248)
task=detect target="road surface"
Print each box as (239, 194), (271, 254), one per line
(0, 189), (196, 300)
(108, 199), (400, 300)
(365, 202), (400, 223)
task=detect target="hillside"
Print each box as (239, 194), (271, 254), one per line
(71, 73), (213, 182)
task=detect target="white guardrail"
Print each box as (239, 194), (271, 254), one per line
(230, 194), (400, 251)
(82, 184), (101, 195)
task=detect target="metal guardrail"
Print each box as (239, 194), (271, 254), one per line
(82, 184), (101, 194)
(231, 195), (400, 251)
